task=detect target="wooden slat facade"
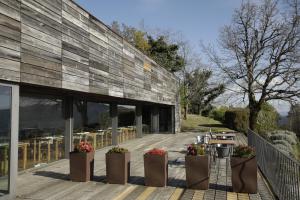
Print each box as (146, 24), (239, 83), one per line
(0, 0), (179, 106)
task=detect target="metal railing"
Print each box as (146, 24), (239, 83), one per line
(248, 129), (300, 200)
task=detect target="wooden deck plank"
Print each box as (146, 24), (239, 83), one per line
(192, 190), (205, 200)
(169, 188), (184, 200)
(112, 185), (138, 200)
(238, 193), (250, 200)
(123, 186), (147, 200)
(227, 192), (238, 200)
(135, 186), (156, 200)
(180, 189), (195, 200)
(15, 132), (275, 200)
(150, 187), (176, 200)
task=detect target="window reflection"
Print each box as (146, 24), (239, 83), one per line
(19, 94), (65, 170)
(159, 107), (172, 133)
(118, 105), (136, 143)
(0, 86), (11, 195)
(73, 100), (112, 149)
(142, 106), (151, 134)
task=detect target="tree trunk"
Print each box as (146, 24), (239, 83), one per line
(249, 107), (259, 131)
(183, 104), (188, 120)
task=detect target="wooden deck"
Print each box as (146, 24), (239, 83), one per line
(16, 133), (275, 200)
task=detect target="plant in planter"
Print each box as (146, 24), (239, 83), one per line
(106, 146), (130, 184)
(231, 145), (257, 193)
(144, 148), (168, 187)
(185, 144), (210, 190)
(69, 141), (94, 182)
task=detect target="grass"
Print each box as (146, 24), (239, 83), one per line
(181, 114), (233, 132)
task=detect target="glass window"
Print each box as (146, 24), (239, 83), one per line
(159, 107), (172, 133)
(19, 94), (65, 170)
(142, 106), (151, 134)
(73, 100), (111, 150)
(0, 86), (11, 195)
(118, 105), (136, 143)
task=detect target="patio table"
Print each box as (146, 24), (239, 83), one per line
(214, 133), (236, 139)
(208, 139), (235, 145)
(208, 139), (236, 161)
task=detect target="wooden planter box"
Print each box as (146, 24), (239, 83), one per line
(144, 153), (168, 187)
(69, 151), (94, 182)
(231, 156), (257, 193)
(106, 152), (130, 184)
(185, 155), (210, 190)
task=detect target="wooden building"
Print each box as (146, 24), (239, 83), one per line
(0, 0), (180, 198)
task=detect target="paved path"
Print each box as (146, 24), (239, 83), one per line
(16, 132), (275, 200)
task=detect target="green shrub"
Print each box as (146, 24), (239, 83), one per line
(209, 106), (228, 122)
(272, 139), (292, 147)
(224, 108), (249, 133)
(107, 146), (128, 154)
(272, 140), (294, 153)
(269, 130), (298, 145)
(223, 103), (279, 134)
(268, 130), (299, 157)
(256, 103), (279, 134)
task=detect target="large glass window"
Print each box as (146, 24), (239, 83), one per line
(142, 106), (151, 134)
(19, 94), (65, 170)
(118, 105), (136, 143)
(0, 86), (11, 195)
(73, 100), (111, 150)
(159, 107), (172, 133)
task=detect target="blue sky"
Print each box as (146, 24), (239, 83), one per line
(75, 0), (242, 52)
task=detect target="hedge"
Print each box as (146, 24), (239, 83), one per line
(224, 108), (249, 133)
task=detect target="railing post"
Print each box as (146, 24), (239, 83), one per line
(151, 105), (159, 133)
(136, 104), (142, 138)
(64, 96), (73, 159)
(110, 103), (118, 145)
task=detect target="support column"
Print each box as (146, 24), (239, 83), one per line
(65, 96), (73, 158)
(110, 103), (118, 145)
(10, 84), (19, 199)
(151, 105), (159, 133)
(136, 104), (142, 138)
(171, 106), (175, 134)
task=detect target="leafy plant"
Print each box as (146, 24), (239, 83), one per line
(209, 106), (229, 122)
(187, 144), (206, 156)
(256, 103), (279, 134)
(224, 108), (249, 133)
(233, 145), (255, 158)
(267, 130), (298, 157)
(146, 148), (166, 156)
(107, 146), (129, 154)
(74, 141), (93, 153)
(268, 130), (298, 145)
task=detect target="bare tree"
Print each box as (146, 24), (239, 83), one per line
(204, 0), (300, 130)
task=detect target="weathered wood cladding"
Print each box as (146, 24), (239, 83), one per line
(0, 0), (20, 82)
(0, 0), (178, 105)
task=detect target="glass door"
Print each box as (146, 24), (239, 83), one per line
(0, 85), (12, 196)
